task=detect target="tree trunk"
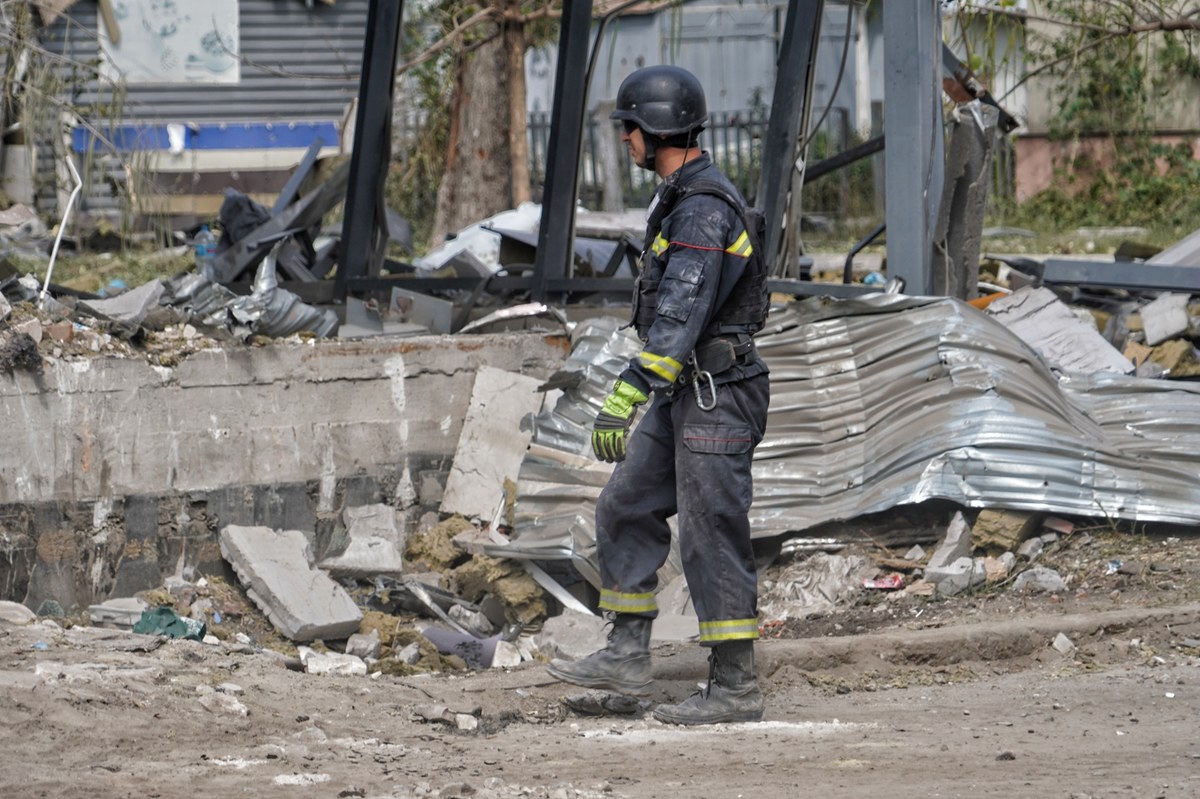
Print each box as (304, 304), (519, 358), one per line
(505, 4), (531, 207)
(431, 31), (513, 245)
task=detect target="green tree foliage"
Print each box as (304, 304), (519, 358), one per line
(1012, 1), (1200, 232)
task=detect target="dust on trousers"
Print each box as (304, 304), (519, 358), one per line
(595, 373), (769, 644)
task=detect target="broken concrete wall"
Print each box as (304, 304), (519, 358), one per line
(0, 333), (566, 612)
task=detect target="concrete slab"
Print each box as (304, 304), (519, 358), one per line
(986, 286), (1133, 375)
(440, 367), (545, 519)
(319, 504), (405, 578)
(0, 600), (37, 624)
(219, 525), (362, 642)
(927, 511), (972, 572)
(88, 597), (149, 629)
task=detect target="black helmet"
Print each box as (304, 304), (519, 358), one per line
(610, 65), (707, 138)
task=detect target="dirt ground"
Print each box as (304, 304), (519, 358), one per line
(3, 526), (1200, 799)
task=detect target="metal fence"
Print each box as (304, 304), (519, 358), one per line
(526, 107), (870, 215)
(394, 107), (1014, 221)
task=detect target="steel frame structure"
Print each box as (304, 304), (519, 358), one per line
(335, 0), (957, 304)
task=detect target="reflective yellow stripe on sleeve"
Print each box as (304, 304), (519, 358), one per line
(698, 618), (760, 643)
(599, 589), (658, 615)
(650, 233), (669, 256)
(638, 351), (683, 383)
(725, 231), (753, 258)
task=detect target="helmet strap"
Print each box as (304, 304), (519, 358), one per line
(641, 133), (658, 172)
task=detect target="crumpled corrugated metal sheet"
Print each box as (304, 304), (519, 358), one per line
(502, 295), (1200, 571)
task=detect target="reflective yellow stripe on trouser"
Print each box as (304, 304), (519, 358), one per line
(698, 618), (759, 643)
(599, 589), (658, 615)
(638, 351), (683, 383)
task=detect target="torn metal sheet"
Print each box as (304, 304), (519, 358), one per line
(504, 295), (1200, 575)
(164, 243), (337, 339)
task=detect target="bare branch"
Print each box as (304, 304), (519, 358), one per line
(998, 28), (1126, 103)
(396, 6), (500, 76)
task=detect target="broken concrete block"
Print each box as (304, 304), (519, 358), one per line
(1017, 538), (1044, 560)
(986, 286), (1133, 374)
(904, 545), (927, 562)
(88, 597), (149, 629)
(219, 525), (362, 642)
(319, 535), (403, 579)
(0, 600), (37, 624)
(440, 367), (544, 520)
(1012, 566), (1068, 594)
(534, 610), (608, 661)
(983, 556), (1010, 584)
(394, 642), (422, 665)
(490, 640), (522, 668)
(13, 317), (42, 343)
(0, 293), (10, 323)
(927, 556), (983, 597)
(319, 504), (406, 578)
(1141, 293), (1190, 346)
(1052, 632), (1076, 655)
(928, 512), (973, 572)
(345, 632), (381, 660)
(971, 509), (1041, 554)
(298, 646), (368, 677)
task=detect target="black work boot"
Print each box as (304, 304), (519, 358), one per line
(546, 614), (653, 695)
(652, 639), (763, 725)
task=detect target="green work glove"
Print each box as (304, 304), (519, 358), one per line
(591, 380), (649, 463)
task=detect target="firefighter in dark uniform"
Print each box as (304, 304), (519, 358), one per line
(547, 65), (771, 725)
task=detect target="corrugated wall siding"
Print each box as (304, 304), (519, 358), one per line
(37, 0), (369, 219)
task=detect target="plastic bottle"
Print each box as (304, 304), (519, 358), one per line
(194, 224), (218, 278)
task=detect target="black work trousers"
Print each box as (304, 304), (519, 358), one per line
(595, 373), (769, 645)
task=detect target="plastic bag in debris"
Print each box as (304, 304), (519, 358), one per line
(132, 607), (207, 641)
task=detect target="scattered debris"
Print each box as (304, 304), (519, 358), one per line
(563, 690), (651, 717)
(1052, 632), (1076, 655)
(1013, 566), (1069, 595)
(219, 525), (362, 642)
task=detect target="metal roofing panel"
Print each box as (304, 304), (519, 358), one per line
(502, 296), (1200, 574)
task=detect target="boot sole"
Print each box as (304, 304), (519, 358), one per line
(545, 662), (652, 697)
(651, 707), (764, 725)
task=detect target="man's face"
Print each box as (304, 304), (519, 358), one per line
(621, 121), (649, 169)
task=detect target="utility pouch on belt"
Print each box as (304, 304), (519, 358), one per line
(693, 338), (737, 374)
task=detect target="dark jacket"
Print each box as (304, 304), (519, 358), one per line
(620, 153), (769, 396)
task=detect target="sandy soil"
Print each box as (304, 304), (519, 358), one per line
(3, 528), (1200, 799)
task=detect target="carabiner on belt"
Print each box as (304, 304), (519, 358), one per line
(689, 352), (717, 411)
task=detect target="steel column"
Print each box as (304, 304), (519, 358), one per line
(336, 0), (405, 301)
(530, 0), (594, 303)
(756, 0), (825, 278)
(882, 0), (943, 295)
